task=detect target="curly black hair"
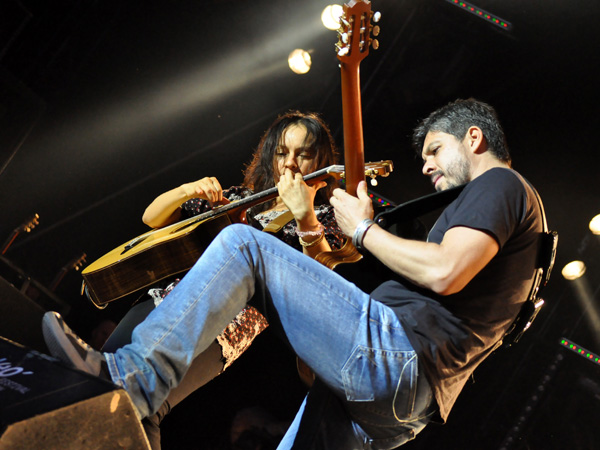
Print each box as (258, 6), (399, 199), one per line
(243, 111), (339, 212)
(412, 98), (511, 165)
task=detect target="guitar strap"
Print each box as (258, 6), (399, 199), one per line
(502, 174), (558, 346)
(516, 174), (557, 286)
(261, 210), (295, 234)
(374, 184), (466, 229)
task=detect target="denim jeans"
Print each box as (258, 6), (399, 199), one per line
(105, 224), (435, 449)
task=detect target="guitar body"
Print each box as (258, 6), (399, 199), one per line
(315, 239), (362, 270)
(83, 214), (232, 306)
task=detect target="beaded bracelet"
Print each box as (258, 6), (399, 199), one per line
(352, 218), (376, 251)
(296, 223), (324, 238)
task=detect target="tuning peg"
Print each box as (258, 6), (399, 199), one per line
(372, 11), (381, 23)
(371, 39), (379, 50)
(337, 46), (349, 57)
(372, 25), (380, 36)
(370, 178), (378, 187)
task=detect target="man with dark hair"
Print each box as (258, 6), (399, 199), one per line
(43, 98), (545, 448)
(412, 98), (511, 165)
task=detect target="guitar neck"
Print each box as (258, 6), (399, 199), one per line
(49, 268), (68, 292)
(337, 0), (377, 197)
(1, 231), (19, 255)
(340, 62), (365, 197)
(189, 165), (343, 225)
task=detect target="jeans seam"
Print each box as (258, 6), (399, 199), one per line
(105, 352), (144, 420)
(139, 243), (244, 360)
(258, 236), (370, 313)
(393, 354), (417, 423)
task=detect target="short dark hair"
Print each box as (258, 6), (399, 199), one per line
(243, 111), (338, 210)
(412, 98), (511, 165)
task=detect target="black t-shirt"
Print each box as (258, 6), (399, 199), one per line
(370, 168), (543, 421)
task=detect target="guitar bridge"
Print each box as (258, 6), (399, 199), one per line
(121, 236), (148, 255)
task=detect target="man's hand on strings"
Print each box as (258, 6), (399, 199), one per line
(330, 180), (374, 237)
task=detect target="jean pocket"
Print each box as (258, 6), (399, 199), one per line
(341, 346), (417, 406)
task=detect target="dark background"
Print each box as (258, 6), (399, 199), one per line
(1, 0), (599, 448)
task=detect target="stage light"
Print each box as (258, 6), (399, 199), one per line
(560, 338), (600, 366)
(321, 5), (343, 30)
(444, 0), (512, 31)
(589, 214), (600, 235)
(562, 261), (600, 348)
(288, 49), (312, 74)
(561, 260), (586, 281)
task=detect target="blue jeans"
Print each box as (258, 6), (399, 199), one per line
(105, 224), (435, 449)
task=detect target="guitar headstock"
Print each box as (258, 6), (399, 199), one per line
(1, 214), (40, 255)
(364, 160), (393, 182)
(18, 214), (40, 233)
(326, 160), (393, 184)
(363, 160), (393, 186)
(65, 253), (87, 272)
(336, 0), (381, 64)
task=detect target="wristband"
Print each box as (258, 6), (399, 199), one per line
(296, 223), (324, 238)
(352, 219), (376, 251)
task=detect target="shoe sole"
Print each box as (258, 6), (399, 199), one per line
(42, 311), (97, 374)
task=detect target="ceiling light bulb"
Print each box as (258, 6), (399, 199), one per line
(288, 49), (311, 74)
(321, 5), (344, 30)
(589, 214), (600, 235)
(561, 260), (586, 281)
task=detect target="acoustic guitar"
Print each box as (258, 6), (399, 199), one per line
(81, 161), (392, 307)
